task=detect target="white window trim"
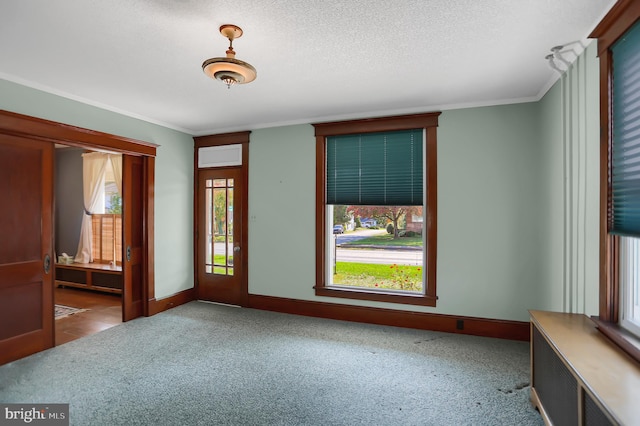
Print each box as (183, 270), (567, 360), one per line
(620, 237), (640, 337)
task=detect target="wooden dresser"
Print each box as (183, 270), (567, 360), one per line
(529, 310), (640, 425)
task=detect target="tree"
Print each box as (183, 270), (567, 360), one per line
(213, 188), (233, 236)
(333, 205), (351, 226)
(348, 206), (422, 239)
(106, 193), (122, 214)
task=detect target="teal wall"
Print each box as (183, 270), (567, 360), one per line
(437, 103), (545, 320)
(0, 41), (601, 321)
(535, 42), (601, 315)
(0, 79), (194, 299)
(248, 125), (316, 301)
(538, 76), (565, 313)
(248, 103), (547, 321)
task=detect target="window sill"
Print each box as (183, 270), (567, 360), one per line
(591, 316), (640, 364)
(315, 285), (437, 307)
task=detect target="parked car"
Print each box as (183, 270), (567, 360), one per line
(333, 224), (344, 234)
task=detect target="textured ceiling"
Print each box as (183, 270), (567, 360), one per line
(0, 0), (616, 136)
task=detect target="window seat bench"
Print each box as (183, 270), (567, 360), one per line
(529, 310), (640, 425)
(55, 262), (123, 294)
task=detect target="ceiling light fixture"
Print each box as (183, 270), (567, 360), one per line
(202, 24), (257, 89)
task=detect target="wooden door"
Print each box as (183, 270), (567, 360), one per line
(122, 155), (145, 321)
(0, 135), (54, 365)
(197, 168), (247, 306)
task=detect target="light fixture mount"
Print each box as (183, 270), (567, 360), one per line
(202, 24), (257, 89)
(219, 24), (243, 42)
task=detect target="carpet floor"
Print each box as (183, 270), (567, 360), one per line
(0, 301), (543, 425)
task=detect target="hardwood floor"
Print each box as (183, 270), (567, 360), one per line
(54, 287), (122, 346)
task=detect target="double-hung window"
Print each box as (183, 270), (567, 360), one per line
(74, 151), (122, 265)
(592, 3), (640, 361)
(91, 154), (122, 265)
(610, 20), (640, 339)
(313, 113), (439, 306)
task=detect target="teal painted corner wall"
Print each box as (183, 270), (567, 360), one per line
(0, 79), (194, 300)
(248, 125), (316, 301)
(537, 79), (565, 313)
(535, 42), (601, 316)
(437, 103), (545, 320)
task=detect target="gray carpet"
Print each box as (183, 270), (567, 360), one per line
(0, 301), (543, 425)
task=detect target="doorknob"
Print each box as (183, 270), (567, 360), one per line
(126, 246), (131, 261)
(233, 246), (241, 252)
(44, 254), (51, 274)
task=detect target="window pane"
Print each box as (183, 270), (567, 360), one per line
(205, 187), (213, 274)
(213, 187), (227, 275)
(328, 204), (424, 293)
(207, 179), (234, 276)
(104, 181), (121, 214)
(620, 236), (640, 337)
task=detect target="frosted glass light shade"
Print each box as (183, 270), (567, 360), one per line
(202, 57), (257, 85)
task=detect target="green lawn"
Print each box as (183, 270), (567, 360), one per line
(210, 248), (423, 291)
(213, 254), (232, 264)
(340, 233), (423, 247)
(333, 261), (423, 292)
(211, 254), (233, 274)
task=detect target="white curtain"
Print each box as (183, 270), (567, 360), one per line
(74, 152), (109, 263)
(110, 154), (122, 196)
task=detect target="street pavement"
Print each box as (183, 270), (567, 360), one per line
(336, 247), (422, 265)
(334, 228), (423, 266)
(213, 229), (424, 266)
(334, 228), (385, 244)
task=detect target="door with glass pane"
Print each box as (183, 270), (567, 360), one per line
(197, 168), (246, 305)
